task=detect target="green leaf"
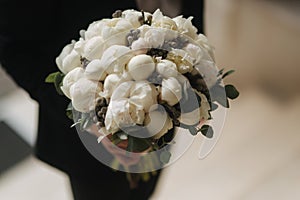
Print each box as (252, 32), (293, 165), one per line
(159, 150), (171, 164)
(127, 136), (151, 152)
(222, 69), (235, 79)
(217, 68), (225, 77)
(45, 71), (60, 83)
(200, 125), (214, 138)
(225, 84), (240, 100)
(210, 84), (229, 108)
(54, 72), (65, 95)
(66, 102), (73, 120)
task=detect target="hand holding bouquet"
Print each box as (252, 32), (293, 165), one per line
(46, 8), (239, 187)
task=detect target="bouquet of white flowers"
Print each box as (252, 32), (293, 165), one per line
(45, 8), (239, 187)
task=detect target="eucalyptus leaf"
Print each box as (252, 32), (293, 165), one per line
(225, 84), (240, 100)
(159, 150), (171, 164)
(222, 69), (235, 79)
(200, 125), (214, 138)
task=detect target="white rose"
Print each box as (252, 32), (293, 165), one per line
(84, 59), (107, 81)
(152, 9), (177, 30)
(160, 77), (182, 106)
(127, 54), (155, 80)
(70, 77), (102, 113)
(60, 67), (84, 99)
(82, 36), (105, 60)
(156, 59), (178, 78)
(99, 45), (133, 74)
(173, 16), (198, 40)
(105, 99), (145, 134)
(144, 106), (173, 139)
(56, 40), (81, 74)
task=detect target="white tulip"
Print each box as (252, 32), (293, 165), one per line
(60, 67), (84, 99)
(127, 54), (155, 80)
(161, 77), (182, 106)
(84, 59), (107, 81)
(156, 59), (178, 78)
(70, 77), (102, 113)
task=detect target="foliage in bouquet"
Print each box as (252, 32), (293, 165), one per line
(46, 8), (239, 186)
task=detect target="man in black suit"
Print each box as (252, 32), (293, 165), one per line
(0, 0), (204, 199)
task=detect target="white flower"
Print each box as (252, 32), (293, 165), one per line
(100, 73), (123, 99)
(82, 36), (105, 60)
(183, 43), (204, 65)
(99, 45), (133, 74)
(198, 92), (211, 121)
(152, 9), (177, 30)
(143, 28), (165, 48)
(160, 77), (182, 106)
(131, 37), (150, 51)
(195, 60), (218, 89)
(56, 40), (81, 74)
(173, 16), (198, 40)
(129, 81), (158, 112)
(156, 59), (178, 78)
(144, 106), (173, 139)
(179, 108), (200, 126)
(127, 54), (155, 81)
(101, 18), (135, 46)
(84, 19), (108, 40)
(196, 34), (215, 61)
(69, 77), (102, 113)
(122, 9), (147, 28)
(167, 49), (194, 74)
(60, 67), (84, 99)
(84, 59), (107, 81)
(105, 99), (145, 134)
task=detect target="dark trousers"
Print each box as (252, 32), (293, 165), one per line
(69, 171), (161, 200)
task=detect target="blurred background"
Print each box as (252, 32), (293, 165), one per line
(1, 0), (300, 199)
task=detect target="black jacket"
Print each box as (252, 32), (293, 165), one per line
(0, 0), (203, 198)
